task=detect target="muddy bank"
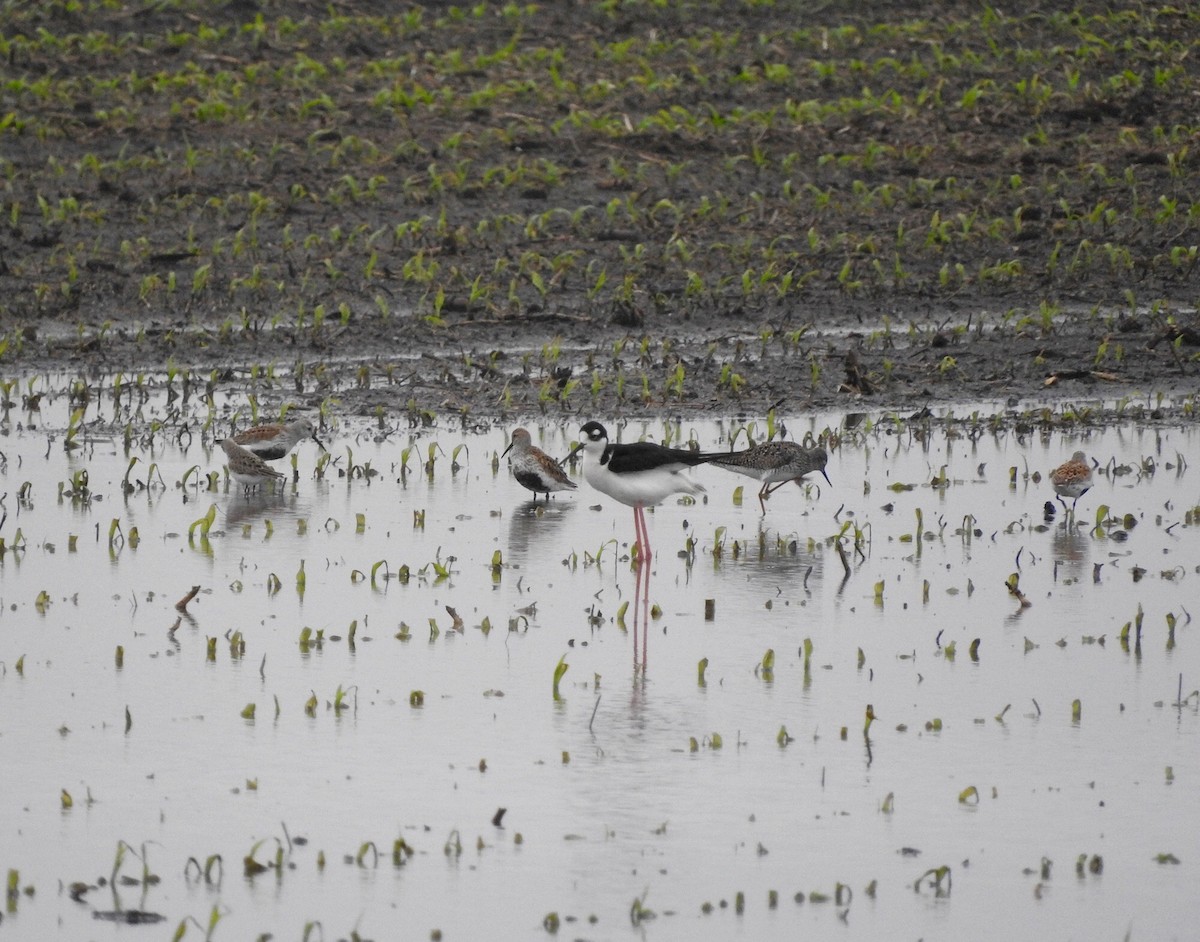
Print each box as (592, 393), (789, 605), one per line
(2, 1), (1198, 423)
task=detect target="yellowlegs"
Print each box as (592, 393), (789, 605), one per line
(714, 441), (830, 514)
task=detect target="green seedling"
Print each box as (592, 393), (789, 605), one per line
(121, 457), (139, 493)
(552, 655), (569, 701)
(110, 839), (157, 890)
(393, 838), (414, 867)
(183, 854), (224, 888)
(355, 842), (379, 868)
(299, 627), (325, 654)
(630, 890), (655, 927)
(914, 864), (953, 897)
(188, 504), (217, 541)
(63, 407), (85, 450)
(243, 838), (282, 878)
(333, 684), (355, 712)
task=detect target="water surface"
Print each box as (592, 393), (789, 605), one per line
(1, 391), (1198, 940)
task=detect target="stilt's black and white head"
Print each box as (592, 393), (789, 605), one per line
(579, 421), (609, 447)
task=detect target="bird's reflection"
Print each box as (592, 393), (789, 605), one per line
(222, 488), (299, 528)
(1050, 521), (1090, 581)
(631, 558), (650, 675)
(505, 498), (576, 562)
(737, 523), (827, 592)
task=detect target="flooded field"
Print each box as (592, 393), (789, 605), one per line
(2, 376), (1198, 941)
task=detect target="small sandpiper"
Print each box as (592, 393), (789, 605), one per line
(220, 438), (286, 493)
(1049, 450), (1093, 512)
(232, 417), (324, 461)
(573, 421), (724, 562)
(502, 427), (576, 501)
(714, 440), (831, 514)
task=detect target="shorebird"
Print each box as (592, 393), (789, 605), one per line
(1049, 450), (1093, 512)
(502, 427), (576, 501)
(714, 440), (831, 514)
(573, 421), (723, 562)
(232, 417), (324, 461)
(219, 438), (286, 493)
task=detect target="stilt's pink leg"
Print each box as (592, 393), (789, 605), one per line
(638, 505), (652, 562)
(632, 504), (652, 565)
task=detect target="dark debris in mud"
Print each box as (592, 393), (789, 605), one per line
(92, 908), (167, 924)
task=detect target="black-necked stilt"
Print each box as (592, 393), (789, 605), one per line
(232, 418), (325, 461)
(713, 441), (831, 514)
(574, 421), (722, 562)
(219, 438), (286, 493)
(1049, 450), (1093, 512)
(502, 427), (576, 501)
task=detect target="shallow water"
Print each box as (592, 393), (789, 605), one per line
(1, 387), (1198, 940)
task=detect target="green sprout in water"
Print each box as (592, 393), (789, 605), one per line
(188, 503), (217, 542)
(552, 655), (569, 701)
(630, 890), (656, 927)
(758, 648), (775, 681)
(64, 407), (85, 450)
(333, 684), (355, 713)
(243, 838), (282, 878)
